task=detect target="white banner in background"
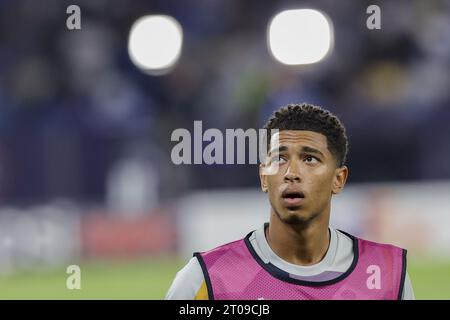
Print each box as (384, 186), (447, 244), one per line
(176, 181), (450, 260)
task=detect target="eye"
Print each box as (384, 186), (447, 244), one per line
(304, 155), (319, 164)
(271, 155), (287, 164)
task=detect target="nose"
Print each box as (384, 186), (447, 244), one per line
(284, 163), (301, 183)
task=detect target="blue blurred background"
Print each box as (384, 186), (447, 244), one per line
(0, 0), (449, 299)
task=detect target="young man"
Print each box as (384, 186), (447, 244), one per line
(166, 103), (414, 300)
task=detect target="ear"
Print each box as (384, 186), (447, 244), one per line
(259, 163), (268, 193)
(332, 165), (348, 195)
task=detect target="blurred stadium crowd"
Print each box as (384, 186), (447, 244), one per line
(0, 1), (450, 299)
(0, 0), (449, 208)
(0, 0), (450, 298)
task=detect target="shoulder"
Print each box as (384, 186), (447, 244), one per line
(402, 272), (415, 300)
(357, 237), (407, 259)
(165, 257), (205, 300)
(197, 238), (247, 257)
(165, 237), (250, 300)
(201, 238), (245, 254)
(338, 229), (406, 253)
(335, 229), (407, 272)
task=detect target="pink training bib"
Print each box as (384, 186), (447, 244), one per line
(195, 230), (406, 300)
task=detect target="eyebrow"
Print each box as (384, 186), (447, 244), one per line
(269, 145), (288, 154)
(270, 145), (325, 158)
(301, 146), (325, 158)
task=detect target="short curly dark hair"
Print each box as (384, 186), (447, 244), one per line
(264, 103), (349, 167)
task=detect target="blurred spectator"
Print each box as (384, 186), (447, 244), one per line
(0, 0), (449, 207)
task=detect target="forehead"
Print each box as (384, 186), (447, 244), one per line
(270, 130), (329, 153)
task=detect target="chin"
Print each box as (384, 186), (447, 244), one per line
(282, 215), (305, 225)
(280, 209), (312, 226)
(281, 209), (308, 225)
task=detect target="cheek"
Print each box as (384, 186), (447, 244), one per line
(313, 165), (329, 176)
(306, 170), (335, 193)
(266, 175), (285, 199)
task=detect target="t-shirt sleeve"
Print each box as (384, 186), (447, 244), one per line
(401, 271), (415, 300)
(164, 256), (208, 300)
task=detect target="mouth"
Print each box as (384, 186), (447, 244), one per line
(281, 190), (305, 207)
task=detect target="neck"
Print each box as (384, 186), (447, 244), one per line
(266, 209), (330, 266)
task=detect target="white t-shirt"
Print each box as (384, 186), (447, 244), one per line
(165, 224), (415, 300)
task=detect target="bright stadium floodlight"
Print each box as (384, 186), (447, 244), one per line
(267, 9), (333, 65)
(128, 15), (183, 75)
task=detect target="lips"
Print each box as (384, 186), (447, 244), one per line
(281, 188), (305, 207)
